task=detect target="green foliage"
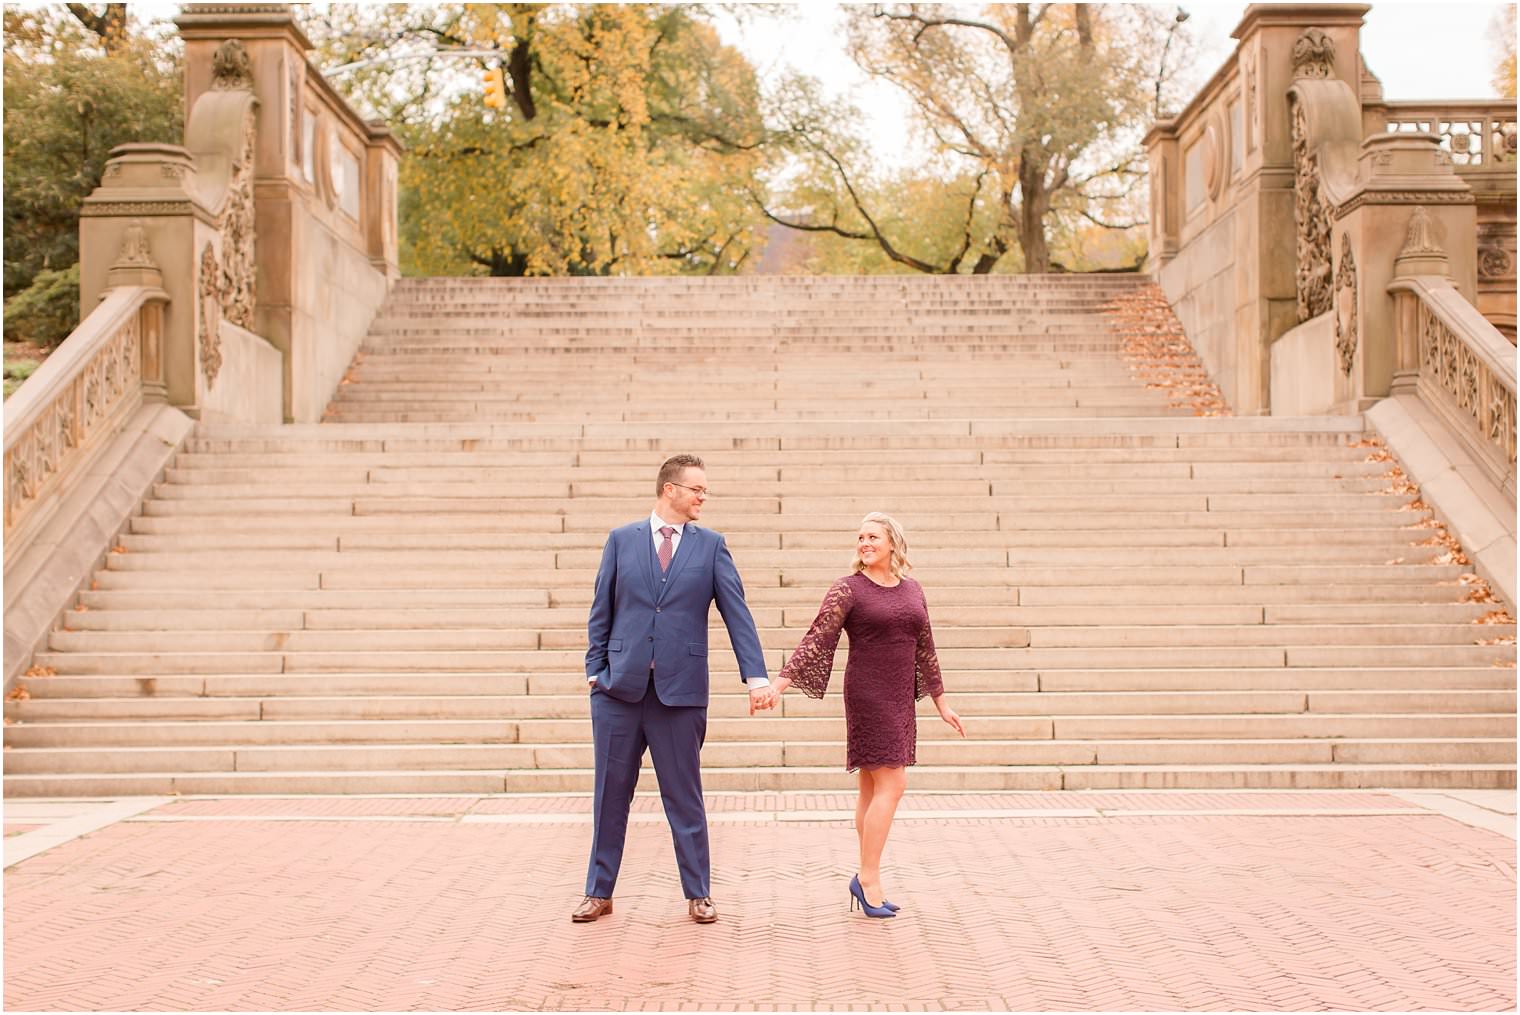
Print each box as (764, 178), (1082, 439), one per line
(2, 8), (182, 298)
(304, 4), (774, 277)
(3, 263), (81, 350)
(3, 356), (42, 399)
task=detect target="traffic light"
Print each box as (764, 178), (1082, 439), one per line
(482, 66), (507, 109)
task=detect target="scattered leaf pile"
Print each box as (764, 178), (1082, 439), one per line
(1100, 285), (1231, 416)
(1355, 436), (1495, 579)
(1453, 572), (1503, 605)
(23, 665), (55, 678)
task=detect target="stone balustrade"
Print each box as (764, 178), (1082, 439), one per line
(1371, 101), (1519, 174)
(3, 285), (165, 544)
(1368, 100), (1518, 341)
(4, 4), (400, 688)
(1390, 274), (1517, 499)
(1145, 4), (1517, 413)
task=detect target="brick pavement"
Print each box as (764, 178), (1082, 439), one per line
(4, 791), (1515, 1011)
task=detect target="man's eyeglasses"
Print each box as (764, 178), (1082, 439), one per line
(669, 483), (711, 498)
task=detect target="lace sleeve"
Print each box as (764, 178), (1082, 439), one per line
(913, 583), (944, 702)
(779, 578), (854, 699)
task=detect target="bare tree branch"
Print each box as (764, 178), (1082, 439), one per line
(871, 4), (1022, 58)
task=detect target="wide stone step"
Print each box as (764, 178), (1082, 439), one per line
(189, 418), (1364, 441)
(12, 695), (1515, 746)
(12, 665), (1514, 701)
(4, 762), (1513, 797)
(112, 526), (1436, 554)
(96, 543), (1445, 571)
(164, 456), (1390, 481)
(51, 602), (1508, 635)
(30, 642), (1513, 677)
(6, 719), (1513, 775)
(157, 470), (1394, 498)
(13, 687), (1512, 726)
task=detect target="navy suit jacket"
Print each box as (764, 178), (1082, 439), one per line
(585, 520), (768, 707)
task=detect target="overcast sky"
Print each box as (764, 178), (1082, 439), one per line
(714, 2), (1512, 171)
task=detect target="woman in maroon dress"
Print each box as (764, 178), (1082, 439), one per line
(767, 512), (965, 918)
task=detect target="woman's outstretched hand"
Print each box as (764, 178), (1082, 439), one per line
(936, 700), (965, 737)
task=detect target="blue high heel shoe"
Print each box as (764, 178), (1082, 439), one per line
(849, 874), (896, 918)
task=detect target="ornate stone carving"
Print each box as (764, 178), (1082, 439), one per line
(1202, 120), (1223, 199)
(288, 56), (303, 167)
(80, 200), (197, 218)
(218, 107), (257, 328)
(112, 220), (157, 270)
(1290, 99), (1333, 321)
(1292, 27), (1335, 80)
(1495, 121), (1518, 163)
(1400, 206), (1444, 256)
(1486, 374), (1517, 466)
(1240, 47), (1258, 152)
(1416, 295), (1518, 472)
(1479, 245), (1514, 279)
(1333, 237), (1358, 375)
(210, 39), (254, 92)
(198, 242), (224, 387)
(1333, 189), (1475, 218)
(4, 300), (142, 532)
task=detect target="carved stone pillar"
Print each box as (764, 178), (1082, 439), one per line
(1142, 120), (1180, 271)
(80, 144), (219, 413)
(176, 3), (403, 421)
(1388, 206), (1451, 395)
(1334, 134), (1476, 408)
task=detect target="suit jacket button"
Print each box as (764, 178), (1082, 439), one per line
(656, 607), (661, 613)
(647, 636), (654, 642)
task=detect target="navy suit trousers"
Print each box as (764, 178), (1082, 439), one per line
(585, 672), (710, 899)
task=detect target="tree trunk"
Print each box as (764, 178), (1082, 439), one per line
(1017, 144), (1051, 274)
(478, 249), (528, 276)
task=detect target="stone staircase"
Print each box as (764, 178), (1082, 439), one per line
(5, 275), (1515, 794)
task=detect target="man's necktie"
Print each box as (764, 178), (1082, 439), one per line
(658, 526), (675, 573)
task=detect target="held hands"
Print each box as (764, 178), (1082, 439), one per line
(747, 677), (790, 715)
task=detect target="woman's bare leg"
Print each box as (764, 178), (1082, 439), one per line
(855, 767), (874, 856)
(857, 765), (907, 905)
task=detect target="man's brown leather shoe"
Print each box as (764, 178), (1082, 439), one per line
(571, 896), (613, 923)
(688, 897), (718, 924)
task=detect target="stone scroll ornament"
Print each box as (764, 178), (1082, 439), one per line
(210, 38), (257, 330)
(1333, 238), (1358, 375)
(199, 242), (224, 386)
(1290, 101), (1333, 322)
(1289, 28), (1337, 323)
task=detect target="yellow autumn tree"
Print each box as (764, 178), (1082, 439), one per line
(304, 4), (771, 276)
(761, 3), (1191, 274)
(1494, 5), (1517, 98)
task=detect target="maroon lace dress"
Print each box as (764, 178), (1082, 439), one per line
(778, 573), (944, 771)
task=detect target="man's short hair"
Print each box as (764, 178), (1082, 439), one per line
(656, 454), (705, 497)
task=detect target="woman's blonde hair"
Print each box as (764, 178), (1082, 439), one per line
(851, 512), (911, 579)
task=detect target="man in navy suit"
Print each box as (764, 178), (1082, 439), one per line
(572, 454), (771, 924)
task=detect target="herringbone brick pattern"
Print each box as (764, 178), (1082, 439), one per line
(5, 793), (1513, 1010)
